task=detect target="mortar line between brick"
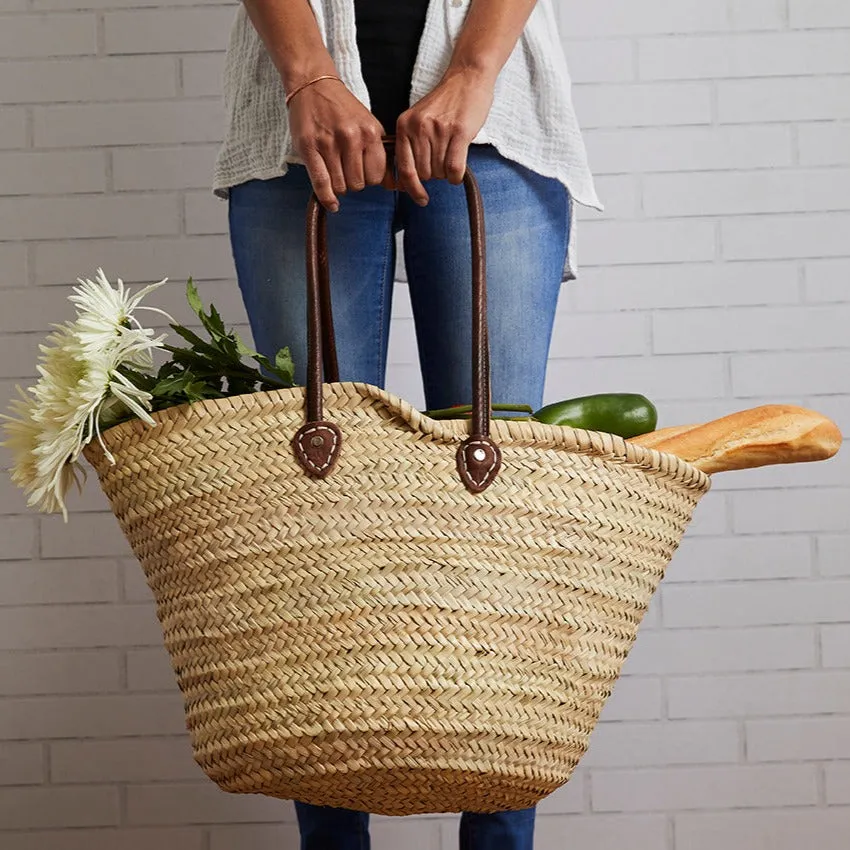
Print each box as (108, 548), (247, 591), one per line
(119, 647), (129, 690)
(722, 352), (734, 398)
(817, 763), (827, 805)
(811, 534), (821, 577)
(105, 149), (114, 194)
(25, 106), (33, 149)
(26, 243), (36, 287)
(710, 79), (719, 126)
(116, 558), (128, 603)
(119, 782), (128, 827)
(96, 12), (106, 58)
(713, 217), (724, 265)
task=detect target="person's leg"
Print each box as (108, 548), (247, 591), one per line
(402, 144), (570, 849)
(228, 165), (397, 388)
(229, 168), (396, 850)
(295, 801), (371, 850)
(400, 144), (570, 414)
(459, 807), (536, 850)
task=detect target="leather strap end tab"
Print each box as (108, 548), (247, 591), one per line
(292, 421), (343, 478)
(457, 436), (502, 493)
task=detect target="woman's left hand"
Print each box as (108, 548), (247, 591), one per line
(393, 67), (496, 204)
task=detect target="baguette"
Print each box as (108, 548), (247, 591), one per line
(627, 423), (699, 449)
(628, 405), (842, 474)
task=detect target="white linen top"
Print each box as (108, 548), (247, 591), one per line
(212, 0), (601, 279)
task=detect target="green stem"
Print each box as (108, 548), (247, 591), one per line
(426, 403), (534, 419)
(493, 403), (534, 413)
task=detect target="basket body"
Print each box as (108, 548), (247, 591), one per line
(82, 382), (710, 816)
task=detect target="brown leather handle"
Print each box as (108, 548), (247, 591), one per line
(292, 141), (502, 493)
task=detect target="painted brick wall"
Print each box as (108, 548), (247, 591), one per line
(1, 0), (848, 846)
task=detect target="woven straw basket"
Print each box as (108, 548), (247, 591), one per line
(82, 170), (711, 816)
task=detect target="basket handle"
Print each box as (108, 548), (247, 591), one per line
(291, 140), (502, 494)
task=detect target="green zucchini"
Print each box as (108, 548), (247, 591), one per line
(531, 393), (658, 438)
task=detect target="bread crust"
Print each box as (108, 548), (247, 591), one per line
(628, 405), (842, 473)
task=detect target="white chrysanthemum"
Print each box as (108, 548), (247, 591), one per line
(1, 272), (170, 522)
(70, 268), (174, 367)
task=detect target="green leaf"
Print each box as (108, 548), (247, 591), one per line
(164, 348), (213, 369)
(247, 350), (293, 387)
(216, 332), (241, 360)
(149, 367), (224, 405)
(234, 332), (257, 358)
(207, 303), (227, 339)
(274, 347), (295, 382)
(156, 360), (179, 379)
(184, 379), (221, 402)
(168, 323), (211, 350)
(185, 277), (204, 323)
(184, 277), (228, 343)
(151, 374), (192, 397)
(225, 377), (256, 396)
(115, 364), (157, 393)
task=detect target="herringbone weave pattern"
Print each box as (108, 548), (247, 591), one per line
(81, 381), (710, 816)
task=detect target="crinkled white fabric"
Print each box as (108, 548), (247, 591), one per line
(212, 0), (601, 279)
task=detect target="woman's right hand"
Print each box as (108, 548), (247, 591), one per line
(288, 78), (388, 212)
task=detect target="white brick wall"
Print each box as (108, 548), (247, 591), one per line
(1, 0), (848, 847)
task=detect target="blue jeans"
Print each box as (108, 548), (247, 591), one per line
(228, 144), (570, 850)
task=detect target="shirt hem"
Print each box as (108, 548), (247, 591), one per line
(212, 145), (601, 282)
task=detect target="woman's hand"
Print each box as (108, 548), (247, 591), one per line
(394, 66), (496, 204)
(288, 78), (388, 212)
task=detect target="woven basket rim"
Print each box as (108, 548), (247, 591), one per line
(84, 381), (710, 491)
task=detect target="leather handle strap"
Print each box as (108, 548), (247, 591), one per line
(462, 169), (491, 441)
(317, 211), (339, 385)
(292, 140), (502, 493)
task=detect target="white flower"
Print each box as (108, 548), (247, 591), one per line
(1, 272), (170, 522)
(2, 384), (79, 519)
(70, 268), (174, 367)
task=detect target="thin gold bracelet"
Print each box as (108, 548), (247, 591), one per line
(284, 74), (344, 107)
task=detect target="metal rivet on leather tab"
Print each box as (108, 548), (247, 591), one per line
(311, 435), (324, 447)
(473, 448), (487, 461)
